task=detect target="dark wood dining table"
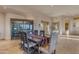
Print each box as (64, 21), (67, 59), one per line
(28, 35), (50, 46)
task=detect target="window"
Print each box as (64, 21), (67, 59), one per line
(11, 20), (33, 39)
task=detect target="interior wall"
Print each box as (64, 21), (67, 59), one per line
(0, 12), (51, 40)
(71, 19), (79, 35)
(52, 16), (74, 35)
(52, 17), (62, 34)
(0, 13), (5, 39)
(5, 13), (26, 40)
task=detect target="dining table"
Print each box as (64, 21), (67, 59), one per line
(28, 35), (44, 53)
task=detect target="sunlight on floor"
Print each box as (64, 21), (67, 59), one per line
(0, 40), (23, 54)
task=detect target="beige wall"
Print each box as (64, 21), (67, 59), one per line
(5, 13), (26, 40)
(70, 19), (79, 35)
(0, 13), (5, 39)
(52, 16), (75, 35)
(0, 12), (52, 40)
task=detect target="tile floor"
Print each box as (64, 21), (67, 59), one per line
(56, 35), (79, 54)
(1, 36), (79, 54)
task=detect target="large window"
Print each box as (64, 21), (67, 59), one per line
(11, 19), (33, 39)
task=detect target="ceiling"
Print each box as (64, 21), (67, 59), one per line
(22, 5), (79, 17)
(1, 5), (79, 17)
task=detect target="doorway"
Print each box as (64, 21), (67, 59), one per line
(52, 22), (59, 31)
(65, 22), (69, 35)
(40, 21), (50, 35)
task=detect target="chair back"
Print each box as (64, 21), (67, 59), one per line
(40, 30), (45, 37)
(20, 31), (28, 43)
